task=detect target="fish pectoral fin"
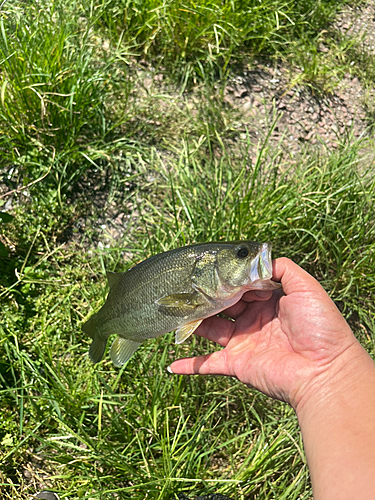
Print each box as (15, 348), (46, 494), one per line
(110, 337), (141, 367)
(175, 320), (203, 344)
(156, 292), (200, 310)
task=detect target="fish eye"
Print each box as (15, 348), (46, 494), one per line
(236, 246), (249, 259)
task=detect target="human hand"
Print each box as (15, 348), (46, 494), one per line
(168, 258), (363, 411)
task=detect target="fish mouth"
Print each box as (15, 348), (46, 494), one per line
(249, 243), (281, 289)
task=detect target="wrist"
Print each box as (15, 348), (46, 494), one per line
(295, 341), (375, 424)
(292, 342), (375, 500)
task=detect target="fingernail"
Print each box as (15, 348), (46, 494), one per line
(167, 365), (174, 374)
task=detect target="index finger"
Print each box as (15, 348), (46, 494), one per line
(223, 290), (274, 319)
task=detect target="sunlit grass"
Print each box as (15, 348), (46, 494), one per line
(0, 0), (132, 194)
(98, 0), (354, 87)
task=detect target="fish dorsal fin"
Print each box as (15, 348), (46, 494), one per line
(106, 271), (122, 290)
(175, 319), (203, 344)
(110, 337), (141, 367)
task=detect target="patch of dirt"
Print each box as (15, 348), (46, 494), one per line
(336, 1), (375, 54)
(224, 65), (367, 152)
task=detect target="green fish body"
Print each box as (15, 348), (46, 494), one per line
(82, 241), (280, 367)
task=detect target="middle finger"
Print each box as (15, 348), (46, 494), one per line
(194, 315), (236, 347)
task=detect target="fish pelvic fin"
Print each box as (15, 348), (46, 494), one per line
(110, 337), (141, 367)
(89, 335), (108, 364)
(175, 319), (203, 344)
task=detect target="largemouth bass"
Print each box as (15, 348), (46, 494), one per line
(82, 241), (280, 367)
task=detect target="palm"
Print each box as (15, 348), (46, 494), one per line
(170, 258), (355, 407)
(217, 290), (340, 402)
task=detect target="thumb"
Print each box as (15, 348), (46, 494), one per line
(273, 258), (326, 297)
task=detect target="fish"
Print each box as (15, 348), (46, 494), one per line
(82, 241), (281, 367)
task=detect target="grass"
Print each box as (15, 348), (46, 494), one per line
(98, 0), (355, 87)
(0, 0), (133, 195)
(0, 0), (375, 498)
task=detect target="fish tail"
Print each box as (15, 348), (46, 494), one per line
(82, 314), (107, 364)
(89, 335), (108, 364)
(82, 314), (97, 339)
